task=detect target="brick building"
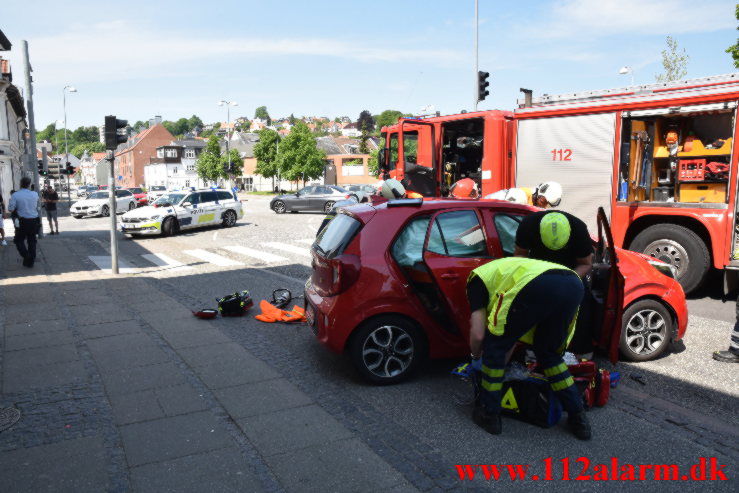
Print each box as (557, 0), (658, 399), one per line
(114, 124), (174, 188)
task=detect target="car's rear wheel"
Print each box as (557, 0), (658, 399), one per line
(161, 217), (177, 237)
(619, 299), (672, 362)
(350, 194), (359, 202)
(128, 201), (135, 211)
(273, 200), (286, 214)
(73, 215), (83, 219)
(222, 210), (237, 227)
(324, 201), (335, 213)
(101, 205), (110, 217)
(348, 315), (426, 384)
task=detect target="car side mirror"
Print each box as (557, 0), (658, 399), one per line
(182, 201), (192, 207)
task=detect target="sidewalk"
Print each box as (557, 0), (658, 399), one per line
(0, 237), (415, 492)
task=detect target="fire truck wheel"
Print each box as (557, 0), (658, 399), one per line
(630, 224), (709, 294)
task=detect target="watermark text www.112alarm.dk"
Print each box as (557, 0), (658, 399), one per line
(456, 457), (728, 482)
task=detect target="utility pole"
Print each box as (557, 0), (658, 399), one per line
(473, 0), (479, 112)
(107, 150), (118, 274)
(20, 41), (39, 194)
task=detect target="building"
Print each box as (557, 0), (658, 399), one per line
(143, 139), (207, 190)
(316, 136), (377, 186)
(114, 123), (174, 188)
(340, 122), (361, 137)
(79, 151), (107, 185)
(0, 48), (28, 203)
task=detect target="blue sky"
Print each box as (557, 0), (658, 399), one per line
(3, 0), (738, 129)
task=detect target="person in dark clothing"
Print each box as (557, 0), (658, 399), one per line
(42, 185), (60, 234)
(7, 177), (40, 268)
(713, 294), (739, 363)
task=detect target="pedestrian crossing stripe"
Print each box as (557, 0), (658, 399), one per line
(501, 388), (519, 413)
(183, 249), (243, 266)
(141, 253), (192, 271)
(223, 245), (287, 263)
(297, 239), (314, 244)
(262, 242), (312, 257)
(88, 256), (140, 274)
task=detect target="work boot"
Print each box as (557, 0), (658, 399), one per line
(567, 411), (592, 441)
(712, 350), (739, 363)
(472, 406), (502, 435)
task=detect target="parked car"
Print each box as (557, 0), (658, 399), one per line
(126, 187), (148, 207)
(77, 185), (97, 197)
(304, 199), (688, 384)
(71, 189), (137, 218)
(120, 189), (243, 237)
(98, 185), (109, 190)
(270, 185), (352, 214)
(147, 185), (167, 203)
(344, 184), (377, 203)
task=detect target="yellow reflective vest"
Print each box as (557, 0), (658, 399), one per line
(468, 257), (578, 350)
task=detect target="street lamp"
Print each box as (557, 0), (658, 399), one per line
(63, 85), (77, 203)
(218, 100), (238, 188)
(619, 66), (634, 86)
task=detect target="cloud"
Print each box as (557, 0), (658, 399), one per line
(17, 20), (465, 86)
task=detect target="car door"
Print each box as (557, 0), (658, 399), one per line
(176, 192), (200, 229)
(593, 207), (625, 363)
(309, 186), (332, 211)
(421, 209), (494, 338)
(196, 191), (220, 225)
(291, 187), (314, 211)
(115, 190), (131, 210)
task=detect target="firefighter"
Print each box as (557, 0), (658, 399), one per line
(449, 178), (479, 199)
(485, 181), (563, 209)
(380, 178), (423, 200)
(467, 255), (591, 440)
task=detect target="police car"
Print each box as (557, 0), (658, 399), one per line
(120, 188), (243, 236)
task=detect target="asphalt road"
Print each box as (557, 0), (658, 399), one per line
(40, 194), (738, 490)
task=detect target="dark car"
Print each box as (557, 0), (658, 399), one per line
(270, 185), (352, 214)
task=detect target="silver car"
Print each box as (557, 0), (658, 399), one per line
(270, 185), (351, 214)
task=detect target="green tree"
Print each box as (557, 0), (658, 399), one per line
(374, 110), (404, 132)
(254, 106), (272, 125)
(133, 120), (148, 132)
(367, 147), (379, 177)
(656, 36), (689, 82)
(200, 122), (221, 139)
(71, 141), (105, 158)
(727, 5), (739, 68)
(357, 110), (375, 133)
(276, 122), (326, 183)
(221, 148), (242, 178)
(187, 115), (204, 132)
(196, 135), (225, 183)
(289, 113), (296, 125)
(237, 120), (251, 132)
(253, 129), (280, 178)
(36, 123), (57, 143)
(359, 121), (370, 154)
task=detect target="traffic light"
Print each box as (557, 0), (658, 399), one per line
(477, 71), (490, 102)
(105, 115), (128, 150)
(65, 162), (74, 175)
(38, 160), (47, 176)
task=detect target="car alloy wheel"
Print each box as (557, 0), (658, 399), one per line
(128, 201), (136, 211)
(161, 217), (177, 237)
(222, 210), (237, 227)
(273, 200), (286, 214)
(324, 201), (335, 213)
(101, 205), (110, 217)
(619, 300), (672, 361)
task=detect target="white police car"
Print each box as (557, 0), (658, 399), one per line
(120, 189), (243, 236)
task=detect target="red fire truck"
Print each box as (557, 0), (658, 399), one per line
(379, 73), (739, 293)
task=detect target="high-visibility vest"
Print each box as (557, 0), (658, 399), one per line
(468, 257), (578, 349)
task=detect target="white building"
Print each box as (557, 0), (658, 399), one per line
(0, 56), (27, 203)
(144, 140), (207, 190)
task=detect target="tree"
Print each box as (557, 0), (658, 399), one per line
(254, 106), (272, 125)
(200, 122), (221, 139)
(221, 148), (242, 178)
(359, 121), (370, 154)
(367, 147), (379, 177)
(276, 122), (326, 183)
(187, 115), (204, 132)
(71, 141), (105, 158)
(253, 129), (280, 178)
(727, 4), (739, 69)
(196, 135), (225, 183)
(133, 121), (148, 132)
(656, 36), (689, 82)
(237, 120), (251, 132)
(357, 110), (375, 133)
(374, 110), (404, 133)
(289, 113), (296, 125)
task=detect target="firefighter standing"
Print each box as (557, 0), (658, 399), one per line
(467, 256), (591, 440)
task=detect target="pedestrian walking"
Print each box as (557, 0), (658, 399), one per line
(41, 185), (60, 234)
(7, 177), (40, 268)
(713, 294), (739, 363)
(467, 256), (591, 440)
(0, 194), (7, 246)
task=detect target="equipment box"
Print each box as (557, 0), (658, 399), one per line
(652, 187), (672, 201)
(678, 159), (706, 181)
(678, 183), (727, 203)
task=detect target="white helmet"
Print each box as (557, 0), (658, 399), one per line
(537, 181), (562, 207)
(381, 178), (406, 200)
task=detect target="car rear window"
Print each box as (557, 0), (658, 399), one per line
(314, 213), (361, 259)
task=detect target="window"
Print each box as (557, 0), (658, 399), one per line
(314, 186), (330, 194)
(165, 148), (178, 158)
(115, 190), (132, 198)
(157, 149), (164, 158)
(186, 163), (195, 172)
(427, 210), (488, 257)
(316, 213), (362, 259)
(391, 216), (431, 267)
(493, 214), (523, 257)
(172, 167), (178, 175)
(200, 191), (218, 203)
(402, 131), (418, 164)
(217, 191), (234, 201)
(388, 134), (398, 171)
(185, 149), (196, 158)
(185, 180), (190, 187)
(298, 187), (315, 195)
(183, 193), (199, 205)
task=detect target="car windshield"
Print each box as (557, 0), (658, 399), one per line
(154, 193), (185, 206)
(346, 185), (361, 191)
(129, 188), (143, 194)
(151, 186), (166, 191)
(331, 186), (347, 193)
(315, 213), (361, 259)
(88, 191), (108, 199)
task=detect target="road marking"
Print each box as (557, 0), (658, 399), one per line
(141, 253), (192, 272)
(262, 242), (312, 257)
(297, 239), (315, 245)
(88, 256), (140, 273)
(213, 231), (219, 241)
(223, 245), (287, 263)
(183, 249), (243, 267)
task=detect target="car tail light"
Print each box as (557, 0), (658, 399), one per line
(311, 253), (361, 297)
(345, 194), (351, 199)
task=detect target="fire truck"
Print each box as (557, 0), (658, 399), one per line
(379, 73), (739, 294)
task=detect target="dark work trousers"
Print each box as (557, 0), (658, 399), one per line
(731, 295), (739, 356)
(480, 270), (585, 414)
(14, 217), (39, 265)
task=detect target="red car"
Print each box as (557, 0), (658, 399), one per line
(125, 187), (148, 207)
(305, 199), (688, 384)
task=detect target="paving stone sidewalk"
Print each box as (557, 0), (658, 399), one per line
(0, 238), (416, 492)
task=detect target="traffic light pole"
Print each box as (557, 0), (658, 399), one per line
(107, 150), (119, 274)
(473, 0), (479, 112)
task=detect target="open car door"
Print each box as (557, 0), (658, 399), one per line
(594, 207), (625, 363)
(399, 119), (437, 197)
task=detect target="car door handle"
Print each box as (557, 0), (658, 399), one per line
(440, 273), (459, 280)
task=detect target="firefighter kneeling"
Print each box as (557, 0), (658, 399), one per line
(467, 255), (591, 440)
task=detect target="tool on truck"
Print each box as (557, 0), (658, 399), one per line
(378, 72), (739, 294)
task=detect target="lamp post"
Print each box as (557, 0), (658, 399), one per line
(63, 85), (77, 204)
(218, 100), (238, 188)
(619, 66), (634, 86)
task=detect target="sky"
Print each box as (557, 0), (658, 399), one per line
(2, 0), (738, 130)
